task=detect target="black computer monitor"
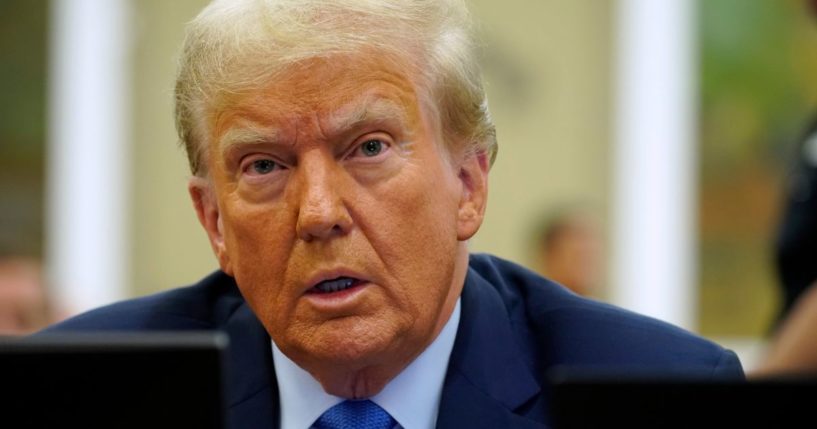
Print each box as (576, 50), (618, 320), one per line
(0, 332), (228, 429)
(550, 367), (817, 428)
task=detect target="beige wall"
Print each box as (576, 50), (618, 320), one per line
(467, 1), (613, 269)
(131, 0), (211, 296)
(128, 0), (613, 296)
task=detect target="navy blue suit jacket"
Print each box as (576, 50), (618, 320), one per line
(45, 254), (743, 428)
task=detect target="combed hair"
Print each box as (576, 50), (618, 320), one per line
(174, 0), (497, 176)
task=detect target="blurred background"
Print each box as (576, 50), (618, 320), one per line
(2, 0), (816, 370)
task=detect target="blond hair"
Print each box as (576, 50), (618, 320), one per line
(174, 0), (497, 175)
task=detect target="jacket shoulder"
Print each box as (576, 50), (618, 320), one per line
(468, 254), (744, 379)
(42, 271), (243, 332)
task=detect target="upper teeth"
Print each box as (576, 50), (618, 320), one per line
(315, 277), (355, 293)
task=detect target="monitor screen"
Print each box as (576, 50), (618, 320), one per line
(549, 367), (817, 429)
(0, 332), (228, 429)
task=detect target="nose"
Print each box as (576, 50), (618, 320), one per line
(294, 156), (353, 242)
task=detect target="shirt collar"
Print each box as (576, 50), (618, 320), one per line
(272, 298), (461, 429)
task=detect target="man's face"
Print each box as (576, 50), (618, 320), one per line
(190, 55), (487, 394)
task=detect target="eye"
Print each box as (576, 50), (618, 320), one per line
(357, 139), (386, 157)
(247, 158), (281, 175)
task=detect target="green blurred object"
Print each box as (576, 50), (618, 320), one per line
(0, 0), (47, 257)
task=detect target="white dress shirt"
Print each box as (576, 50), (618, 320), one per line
(271, 298), (461, 429)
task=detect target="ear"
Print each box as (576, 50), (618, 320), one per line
(188, 176), (233, 275)
(456, 150), (489, 241)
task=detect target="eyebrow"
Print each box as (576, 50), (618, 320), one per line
(218, 124), (283, 155)
(325, 96), (412, 135)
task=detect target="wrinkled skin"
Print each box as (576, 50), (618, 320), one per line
(190, 55), (489, 398)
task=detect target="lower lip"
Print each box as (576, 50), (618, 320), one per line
(304, 281), (369, 306)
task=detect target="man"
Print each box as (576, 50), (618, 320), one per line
(0, 257), (53, 334)
(774, 114), (817, 321)
(773, 0), (817, 322)
(47, 0), (743, 428)
(534, 208), (602, 297)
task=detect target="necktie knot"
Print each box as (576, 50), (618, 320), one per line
(313, 400), (395, 429)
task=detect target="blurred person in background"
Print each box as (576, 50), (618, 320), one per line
(533, 208), (603, 297)
(0, 256), (53, 335)
(754, 0), (817, 377)
(773, 110), (817, 323)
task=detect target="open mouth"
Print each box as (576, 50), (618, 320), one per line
(308, 276), (365, 294)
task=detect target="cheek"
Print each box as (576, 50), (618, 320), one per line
(372, 166), (456, 237)
(365, 158), (461, 305)
(403, 158), (460, 240)
(220, 199), (296, 313)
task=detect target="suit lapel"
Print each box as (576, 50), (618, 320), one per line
(221, 302), (280, 429)
(436, 267), (549, 429)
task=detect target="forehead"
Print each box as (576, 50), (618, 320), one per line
(210, 55), (431, 144)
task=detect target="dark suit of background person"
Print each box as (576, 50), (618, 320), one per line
(775, 116), (817, 322)
(756, 116), (817, 375)
(44, 254), (743, 429)
(773, 0), (817, 323)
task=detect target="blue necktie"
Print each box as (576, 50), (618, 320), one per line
(313, 400), (396, 429)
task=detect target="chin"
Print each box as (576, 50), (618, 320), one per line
(325, 326), (399, 364)
(284, 318), (392, 360)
